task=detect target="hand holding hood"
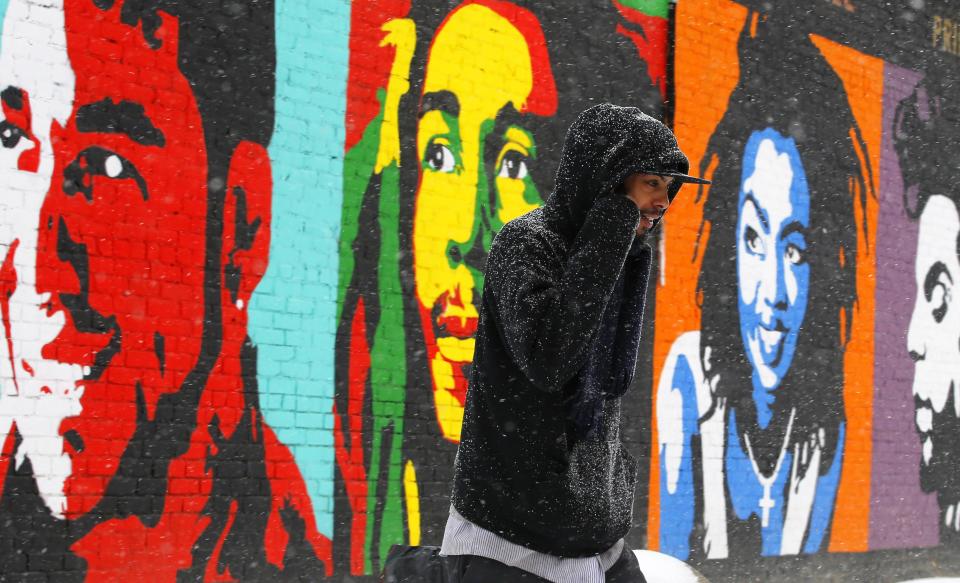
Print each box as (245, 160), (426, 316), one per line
(546, 103), (699, 238)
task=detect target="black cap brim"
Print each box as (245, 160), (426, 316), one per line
(657, 171), (711, 185)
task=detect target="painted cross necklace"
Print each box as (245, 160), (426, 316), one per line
(742, 408), (796, 528)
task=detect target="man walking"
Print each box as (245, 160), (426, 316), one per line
(440, 103), (708, 582)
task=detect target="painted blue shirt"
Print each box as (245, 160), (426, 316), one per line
(658, 349), (845, 559)
(725, 410), (844, 555)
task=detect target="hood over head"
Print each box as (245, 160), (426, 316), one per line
(544, 103), (692, 238)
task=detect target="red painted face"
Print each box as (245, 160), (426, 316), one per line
(37, 0), (209, 518)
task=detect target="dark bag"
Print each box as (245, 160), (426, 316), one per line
(381, 545), (463, 583)
(380, 546), (551, 583)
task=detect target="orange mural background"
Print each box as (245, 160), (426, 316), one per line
(648, 0), (882, 552)
(647, 0), (747, 550)
(810, 33), (882, 553)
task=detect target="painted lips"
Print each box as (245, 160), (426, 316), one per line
(437, 312), (478, 339)
(434, 289), (479, 339)
(914, 406), (935, 465)
(916, 406), (933, 434)
(757, 323), (787, 367)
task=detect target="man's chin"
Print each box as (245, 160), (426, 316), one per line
(636, 222), (656, 236)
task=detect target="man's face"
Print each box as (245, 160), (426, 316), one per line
(413, 3), (547, 442)
(35, 0), (209, 517)
(623, 173), (673, 236)
(908, 195), (960, 493)
(0, 0), (82, 518)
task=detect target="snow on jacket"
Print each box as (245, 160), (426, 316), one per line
(450, 103), (691, 557)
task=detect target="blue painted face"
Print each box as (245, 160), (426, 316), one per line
(736, 129), (811, 428)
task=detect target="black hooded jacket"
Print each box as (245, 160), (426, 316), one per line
(450, 104), (691, 556)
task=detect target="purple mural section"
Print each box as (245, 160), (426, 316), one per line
(870, 63), (940, 550)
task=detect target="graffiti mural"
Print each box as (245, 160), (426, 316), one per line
(654, 14), (875, 559)
(650, 0), (960, 575)
(0, 0), (332, 579)
(6, 0), (960, 580)
(333, 0), (668, 576)
(887, 68), (960, 545)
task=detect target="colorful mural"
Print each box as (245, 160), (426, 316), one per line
(0, 0), (332, 579)
(4, 0), (960, 580)
(652, 9), (878, 559)
(649, 0), (960, 574)
(332, 0), (668, 575)
(880, 65), (960, 547)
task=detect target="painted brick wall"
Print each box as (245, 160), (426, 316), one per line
(333, 0), (667, 578)
(652, 2), (960, 581)
(1, 0), (959, 581)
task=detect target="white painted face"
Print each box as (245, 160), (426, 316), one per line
(908, 195), (960, 467)
(0, 0), (82, 519)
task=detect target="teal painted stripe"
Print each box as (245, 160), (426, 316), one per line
(249, 0), (350, 538)
(0, 0), (10, 51)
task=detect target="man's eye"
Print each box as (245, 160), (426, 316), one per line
(744, 226), (764, 255)
(425, 142), (455, 173)
(785, 244), (806, 265)
(0, 120), (25, 149)
(498, 151), (528, 180)
(647, 179), (660, 188)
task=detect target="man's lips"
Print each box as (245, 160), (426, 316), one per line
(639, 212), (661, 230)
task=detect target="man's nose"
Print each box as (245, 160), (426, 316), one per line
(652, 189), (669, 213)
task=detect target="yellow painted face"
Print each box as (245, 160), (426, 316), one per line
(413, 3), (546, 442)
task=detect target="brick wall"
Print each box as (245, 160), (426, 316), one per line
(654, 2), (960, 580)
(0, 0), (958, 580)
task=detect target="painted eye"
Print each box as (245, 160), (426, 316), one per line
(785, 244), (805, 265)
(0, 120), (25, 149)
(425, 142), (455, 173)
(104, 154), (123, 178)
(498, 151), (528, 180)
(744, 226), (764, 255)
(931, 282), (949, 323)
(63, 146), (148, 202)
(88, 150), (134, 180)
